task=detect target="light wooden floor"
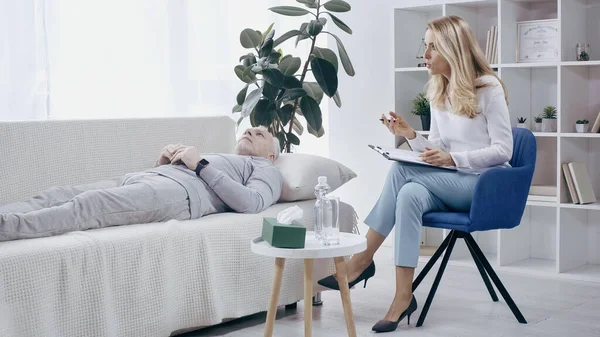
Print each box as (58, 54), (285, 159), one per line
(181, 246), (600, 337)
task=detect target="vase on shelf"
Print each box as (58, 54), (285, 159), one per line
(534, 122), (542, 132)
(517, 123), (527, 129)
(576, 124), (589, 133)
(541, 118), (557, 132)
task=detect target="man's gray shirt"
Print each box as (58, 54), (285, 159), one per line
(147, 154), (283, 219)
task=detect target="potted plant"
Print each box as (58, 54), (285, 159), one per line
(232, 0), (355, 153)
(541, 106), (557, 132)
(533, 115), (543, 132)
(576, 119), (589, 133)
(411, 92), (431, 131)
(516, 117), (528, 129)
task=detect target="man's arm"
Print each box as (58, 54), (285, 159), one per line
(199, 164), (282, 214)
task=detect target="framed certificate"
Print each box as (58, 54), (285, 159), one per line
(516, 19), (559, 63)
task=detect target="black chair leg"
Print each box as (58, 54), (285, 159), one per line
(416, 231), (458, 327)
(412, 230), (453, 292)
(464, 234), (527, 324)
(465, 238), (499, 302)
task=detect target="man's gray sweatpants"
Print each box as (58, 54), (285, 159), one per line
(0, 173), (191, 242)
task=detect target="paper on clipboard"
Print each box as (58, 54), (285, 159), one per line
(368, 144), (460, 172)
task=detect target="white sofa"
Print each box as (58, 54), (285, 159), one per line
(0, 116), (358, 337)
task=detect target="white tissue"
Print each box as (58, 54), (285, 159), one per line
(276, 205), (304, 224)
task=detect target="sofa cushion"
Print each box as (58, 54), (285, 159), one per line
(274, 153), (357, 201)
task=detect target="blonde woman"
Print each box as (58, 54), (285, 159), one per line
(318, 15), (513, 332)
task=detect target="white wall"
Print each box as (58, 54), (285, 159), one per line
(327, 0), (408, 246)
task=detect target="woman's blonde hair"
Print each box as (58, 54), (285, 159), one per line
(425, 15), (507, 118)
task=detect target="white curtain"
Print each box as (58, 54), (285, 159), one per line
(0, 0), (48, 121)
(0, 0), (328, 156)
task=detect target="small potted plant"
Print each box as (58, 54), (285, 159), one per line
(411, 92), (431, 131)
(576, 119), (589, 133)
(534, 115), (543, 132)
(516, 117), (528, 129)
(541, 106), (557, 132)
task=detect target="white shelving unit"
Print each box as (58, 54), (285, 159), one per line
(394, 0), (600, 283)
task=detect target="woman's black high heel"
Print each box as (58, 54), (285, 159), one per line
(316, 261), (376, 290)
(371, 295), (418, 333)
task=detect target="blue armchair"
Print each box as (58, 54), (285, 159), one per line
(412, 128), (536, 327)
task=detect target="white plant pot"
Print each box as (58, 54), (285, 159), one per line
(517, 123), (527, 129)
(534, 122), (542, 132)
(576, 124), (589, 133)
(541, 118), (557, 132)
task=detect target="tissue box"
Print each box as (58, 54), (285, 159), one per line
(261, 217), (306, 249)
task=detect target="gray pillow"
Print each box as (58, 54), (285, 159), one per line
(274, 153), (357, 201)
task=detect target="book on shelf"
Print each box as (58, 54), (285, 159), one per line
(528, 184), (557, 202)
(591, 110), (600, 133)
(484, 25), (498, 64)
(527, 195), (556, 202)
(561, 162), (597, 204)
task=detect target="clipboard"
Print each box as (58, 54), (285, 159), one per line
(368, 144), (464, 173)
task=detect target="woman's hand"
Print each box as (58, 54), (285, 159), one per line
(381, 111), (416, 139)
(420, 147), (456, 167)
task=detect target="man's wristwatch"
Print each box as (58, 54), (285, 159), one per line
(194, 158), (210, 176)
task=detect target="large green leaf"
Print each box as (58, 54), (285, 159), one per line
(324, 12), (352, 34)
(262, 23), (275, 43)
(307, 20), (324, 36)
(262, 81), (279, 101)
(325, 32), (355, 76)
(262, 68), (284, 88)
(253, 99), (274, 126)
(296, 23), (310, 47)
(296, 0), (317, 9)
(302, 82), (324, 104)
(234, 65), (245, 81)
(283, 75), (303, 89)
(279, 56), (302, 75)
(323, 0), (351, 12)
(313, 47), (338, 72)
(237, 85), (249, 106)
(239, 53), (257, 66)
(242, 88), (261, 117)
(280, 88), (307, 101)
(287, 132), (301, 145)
(234, 65), (257, 84)
(232, 104), (242, 113)
(333, 91), (342, 108)
(273, 30), (302, 47)
(242, 66), (257, 83)
(300, 95), (323, 131)
(267, 51), (282, 64)
(292, 116), (304, 135)
(259, 39), (274, 58)
(269, 6), (310, 16)
(240, 29), (262, 49)
(278, 104), (294, 126)
(308, 123), (325, 137)
(311, 57), (338, 97)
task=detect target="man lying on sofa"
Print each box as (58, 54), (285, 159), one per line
(0, 126), (282, 242)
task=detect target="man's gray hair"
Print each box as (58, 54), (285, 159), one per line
(256, 126), (281, 160)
